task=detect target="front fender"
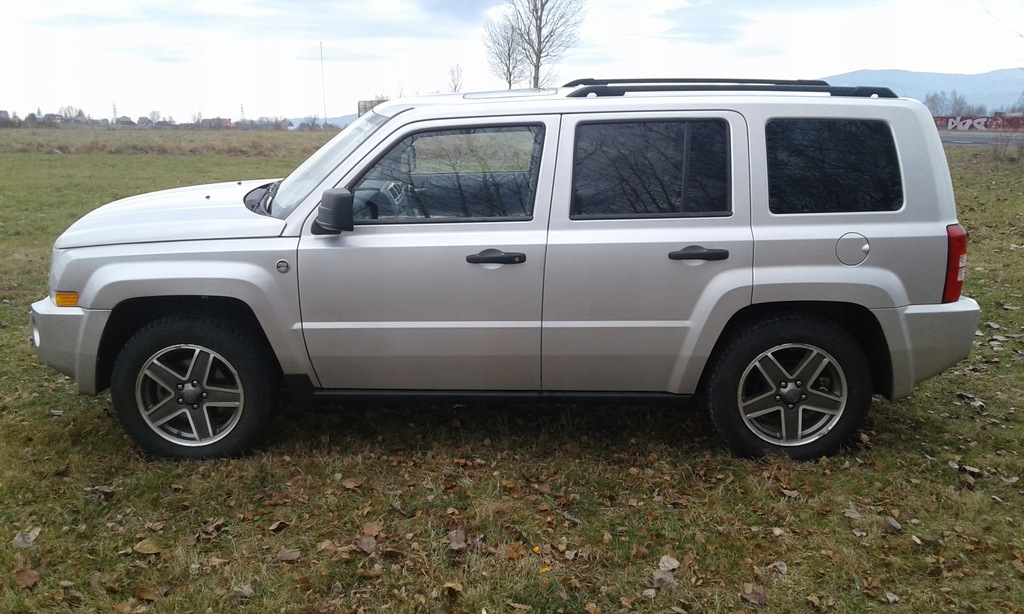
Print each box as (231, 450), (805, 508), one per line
(56, 238), (314, 380)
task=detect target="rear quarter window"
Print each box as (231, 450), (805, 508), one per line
(766, 118), (903, 214)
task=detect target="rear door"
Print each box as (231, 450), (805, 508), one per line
(541, 111), (753, 394)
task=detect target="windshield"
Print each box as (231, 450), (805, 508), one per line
(270, 110), (390, 218)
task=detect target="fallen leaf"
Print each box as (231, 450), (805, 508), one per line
(884, 516), (903, 532)
(740, 583), (767, 605)
(448, 526), (467, 551)
(233, 584), (254, 599)
(363, 521), (383, 537)
(781, 489), (800, 499)
(268, 521), (288, 533)
(442, 581), (463, 598)
(356, 534), (377, 555)
(884, 591), (900, 604)
(318, 539), (338, 556)
(132, 539), (163, 555)
(13, 568), (40, 590)
(357, 564), (383, 579)
(768, 561), (788, 576)
(342, 478), (364, 490)
(135, 586), (161, 602)
(843, 509), (861, 520)
(652, 569), (678, 591)
(507, 602), (531, 610)
(658, 555), (680, 572)
(12, 527), (41, 549)
(276, 548), (301, 563)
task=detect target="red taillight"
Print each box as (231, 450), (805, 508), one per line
(943, 224), (968, 303)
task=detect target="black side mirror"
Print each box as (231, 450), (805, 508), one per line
(314, 189), (354, 234)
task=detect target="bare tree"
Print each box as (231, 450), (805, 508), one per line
(506, 0), (585, 88)
(149, 110), (161, 123)
(924, 90), (987, 116)
(448, 64), (464, 93)
(484, 11), (528, 89)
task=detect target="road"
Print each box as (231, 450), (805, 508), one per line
(940, 130), (1024, 148)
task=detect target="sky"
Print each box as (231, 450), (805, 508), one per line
(1, 0), (1022, 123)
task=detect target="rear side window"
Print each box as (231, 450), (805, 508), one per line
(571, 120), (730, 218)
(766, 119), (903, 214)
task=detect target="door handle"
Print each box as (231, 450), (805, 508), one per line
(668, 248), (730, 261)
(466, 251), (527, 265)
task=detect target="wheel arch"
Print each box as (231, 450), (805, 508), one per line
(96, 296), (280, 393)
(700, 301), (893, 400)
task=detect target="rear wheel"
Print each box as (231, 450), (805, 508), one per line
(704, 316), (871, 459)
(111, 315), (277, 459)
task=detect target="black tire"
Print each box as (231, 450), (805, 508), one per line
(704, 316), (871, 460)
(110, 315), (278, 459)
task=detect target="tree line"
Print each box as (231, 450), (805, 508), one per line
(924, 89), (1024, 117)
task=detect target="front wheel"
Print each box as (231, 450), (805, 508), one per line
(111, 315), (278, 459)
(704, 316), (872, 460)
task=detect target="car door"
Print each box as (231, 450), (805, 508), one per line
(542, 111), (753, 394)
(298, 116), (559, 390)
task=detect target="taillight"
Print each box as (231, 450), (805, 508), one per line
(943, 224), (968, 303)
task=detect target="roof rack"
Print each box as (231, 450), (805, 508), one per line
(562, 78), (898, 99)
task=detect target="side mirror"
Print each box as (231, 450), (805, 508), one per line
(315, 189), (354, 234)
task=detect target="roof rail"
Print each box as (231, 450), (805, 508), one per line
(562, 78), (899, 99)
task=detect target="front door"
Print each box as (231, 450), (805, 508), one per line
(298, 116), (559, 390)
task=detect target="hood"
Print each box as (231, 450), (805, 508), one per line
(55, 179), (288, 249)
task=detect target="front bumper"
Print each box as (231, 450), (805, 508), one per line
(29, 296), (111, 394)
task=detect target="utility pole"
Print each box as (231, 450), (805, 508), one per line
(112, 102), (118, 122)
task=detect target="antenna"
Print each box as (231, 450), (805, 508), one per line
(320, 42), (327, 126)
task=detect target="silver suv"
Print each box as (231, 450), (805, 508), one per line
(30, 78), (980, 459)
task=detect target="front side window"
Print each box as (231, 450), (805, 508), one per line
(571, 120), (731, 218)
(766, 119), (904, 214)
(351, 125), (544, 222)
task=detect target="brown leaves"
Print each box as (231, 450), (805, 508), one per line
(13, 568), (40, 590)
(356, 534), (377, 555)
(447, 525), (468, 552)
(276, 547), (301, 563)
(132, 539), (163, 555)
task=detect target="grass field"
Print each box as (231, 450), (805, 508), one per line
(1, 128), (1022, 613)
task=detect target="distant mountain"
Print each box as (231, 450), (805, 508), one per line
(290, 114), (358, 128)
(823, 68), (1024, 112)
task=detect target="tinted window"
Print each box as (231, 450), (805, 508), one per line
(571, 120), (730, 218)
(766, 119), (903, 214)
(351, 125), (543, 222)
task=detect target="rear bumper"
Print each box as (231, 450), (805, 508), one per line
(29, 296), (110, 395)
(877, 296), (980, 399)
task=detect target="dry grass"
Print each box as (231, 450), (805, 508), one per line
(0, 131), (1022, 613)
